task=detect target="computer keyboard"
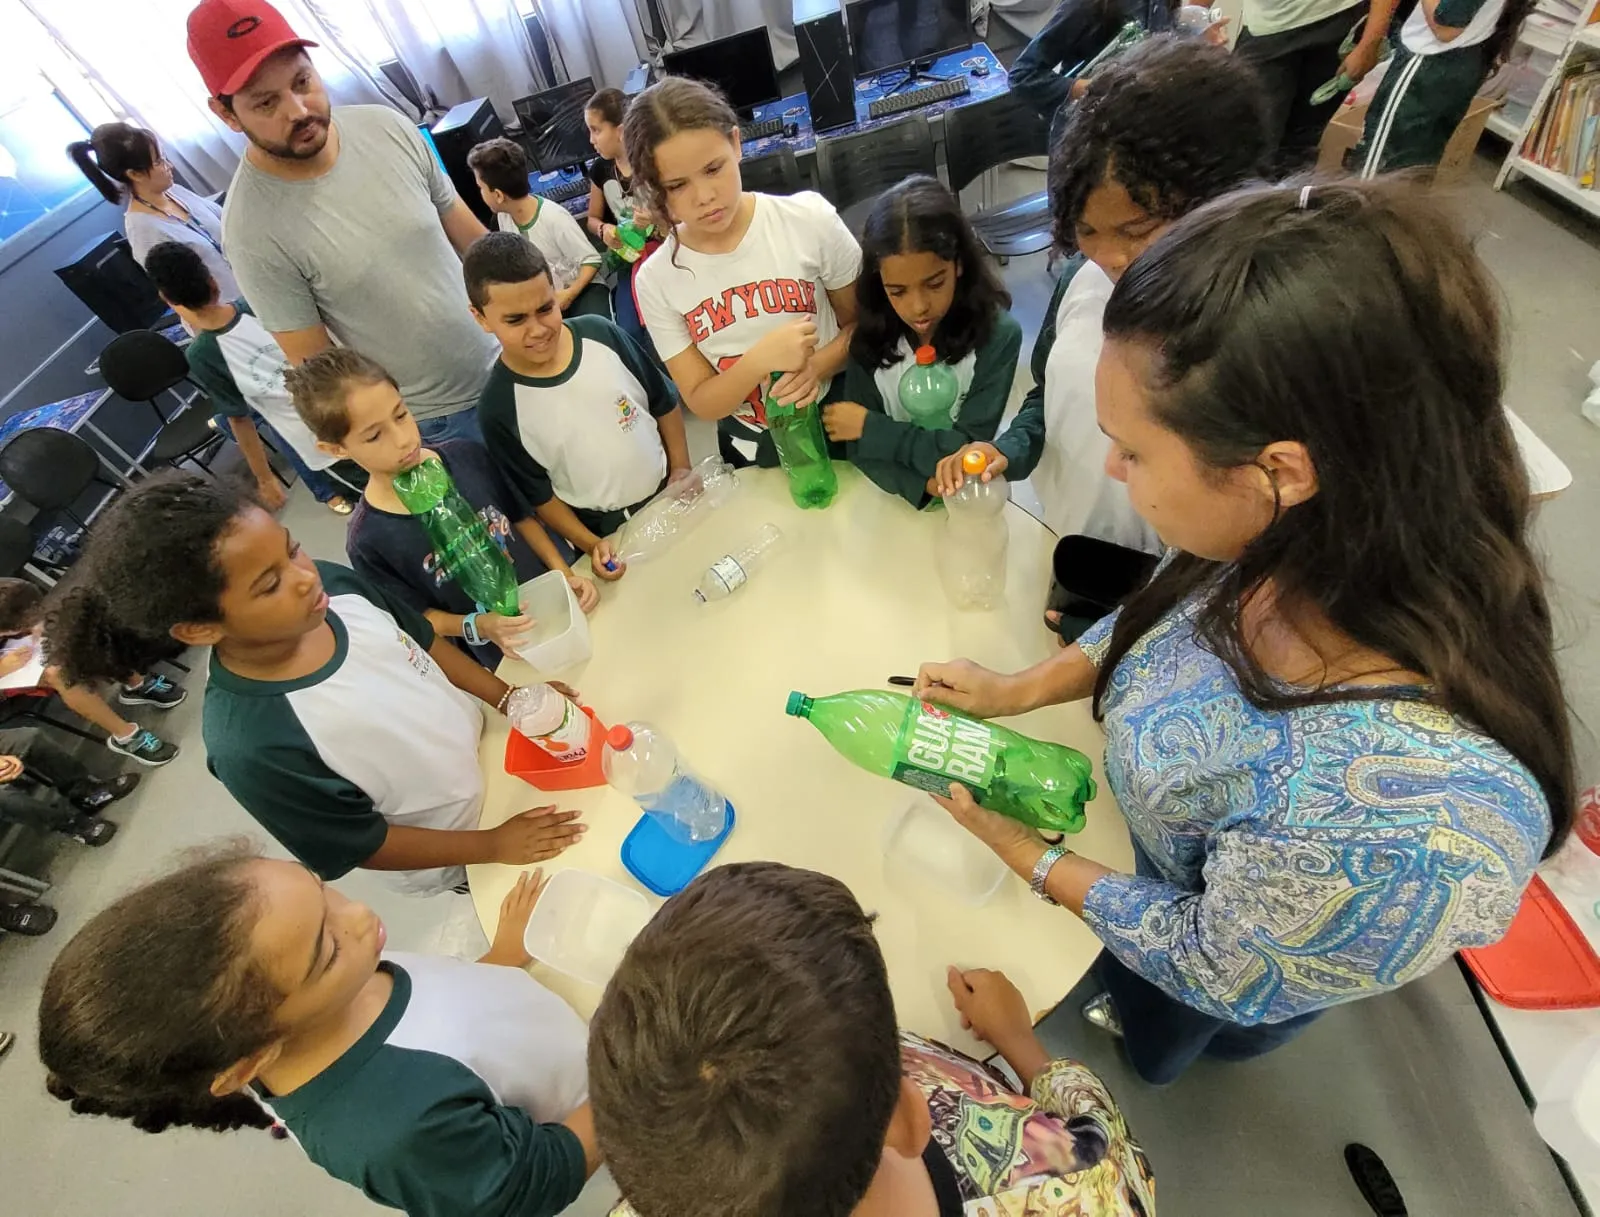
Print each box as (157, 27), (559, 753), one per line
(739, 116), (785, 142)
(534, 177), (589, 204)
(867, 77), (970, 120)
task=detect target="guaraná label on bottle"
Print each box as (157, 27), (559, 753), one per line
(707, 555), (747, 595)
(891, 700), (1000, 800)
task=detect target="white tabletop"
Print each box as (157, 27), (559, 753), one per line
(471, 466), (1133, 1051)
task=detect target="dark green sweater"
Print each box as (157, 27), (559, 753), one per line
(993, 256), (1082, 482)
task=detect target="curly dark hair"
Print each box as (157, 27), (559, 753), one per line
(1048, 34), (1270, 254)
(141, 241), (217, 310)
(851, 175), (1012, 371)
(39, 841), (280, 1135)
(1097, 177), (1574, 856)
(43, 472), (254, 686)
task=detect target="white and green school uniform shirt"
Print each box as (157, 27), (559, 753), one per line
(634, 191), (862, 463)
(1400, 0), (1505, 54)
(256, 953), (590, 1217)
(478, 315), (679, 518)
(203, 562), (484, 896)
(497, 199), (603, 293)
(185, 303), (338, 471)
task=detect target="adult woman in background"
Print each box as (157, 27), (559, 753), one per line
(68, 122), (239, 304)
(916, 179), (1572, 1085)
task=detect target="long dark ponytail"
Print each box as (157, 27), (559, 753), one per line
(66, 123), (159, 205)
(1095, 177), (1574, 855)
(38, 844), (281, 1134)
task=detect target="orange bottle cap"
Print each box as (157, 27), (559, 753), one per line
(914, 345), (937, 365)
(606, 724), (634, 750)
(961, 449), (988, 476)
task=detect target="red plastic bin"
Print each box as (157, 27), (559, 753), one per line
(504, 705), (609, 791)
(1461, 873), (1600, 1010)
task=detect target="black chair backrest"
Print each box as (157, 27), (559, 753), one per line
(0, 517), (36, 578)
(98, 329), (190, 403)
(0, 428), (102, 512)
(741, 146), (803, 196)
(815, 116), (938, 214)
(943, 93), (1051, 196)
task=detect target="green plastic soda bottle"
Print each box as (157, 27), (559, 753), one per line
(765, 373), (838, 510)
(898, 346), (960, 430)
(392, 456), (520, 616)
(785, 688), (1095, 834)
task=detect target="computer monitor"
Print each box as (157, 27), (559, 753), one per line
(661, 29), (782, 118)
(513, 77), (597, 172)
(847, 0), (971, 77)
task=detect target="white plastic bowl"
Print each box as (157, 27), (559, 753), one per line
(522, 868), (652, 986)
(513, 569), (592, 673)
(882, 796), (1009, 906)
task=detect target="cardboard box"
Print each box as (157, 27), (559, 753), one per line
(1317, 94), (1502, 182)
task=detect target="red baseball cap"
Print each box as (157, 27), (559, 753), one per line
(187, 0), (318, 98)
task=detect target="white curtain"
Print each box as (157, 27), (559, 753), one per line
(24, 0), (407, 194)
(659, 0), (798, 71)
(984, 0), (1059, 40)
(363, 0), (546, 121)
(537, 0), (650, 91)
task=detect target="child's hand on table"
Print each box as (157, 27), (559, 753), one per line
(822, 401), (867, 442)
(481, 611), (534, 653)
(0, 641), (38, 679)
(591, 539), (626, 581)
(566, 574), (600, 613)
(945, 966), (1051, 1084)
(480, 869), (547, 968)
(0, 756), (23, 784)
(488, 805), (586, 864)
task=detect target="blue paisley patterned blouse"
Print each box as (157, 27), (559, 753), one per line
(1076, 600), (1551, 1025)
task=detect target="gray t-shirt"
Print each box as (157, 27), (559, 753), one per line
(221, 105), (496, 420)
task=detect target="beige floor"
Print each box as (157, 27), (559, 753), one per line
(0, 150), (1595, 1216)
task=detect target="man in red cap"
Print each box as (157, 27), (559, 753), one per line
(188, 0), (496, 444)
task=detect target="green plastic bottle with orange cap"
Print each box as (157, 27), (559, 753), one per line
(898, 345), (960, 429)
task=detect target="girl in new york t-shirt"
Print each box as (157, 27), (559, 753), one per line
(628, 78), (862, 467)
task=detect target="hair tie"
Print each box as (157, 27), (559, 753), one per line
(1298, 185), (1314, 211)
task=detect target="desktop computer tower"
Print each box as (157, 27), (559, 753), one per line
(794, 0), (856, 133)
(427, 97), (505, 225)
(53, 231), (169, 334)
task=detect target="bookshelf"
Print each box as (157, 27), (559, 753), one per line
(1492, 0), (1600, 217)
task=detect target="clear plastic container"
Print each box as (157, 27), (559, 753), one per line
(511, 570), (591, 673)
(613, 456), (741, 564)
(882, 796), (1008, 906)
(602, 721), (730, 844)
(938, 449), (1009, 610)
(522, 868), (653, 986)
(1533, 1034), (1600, 1165)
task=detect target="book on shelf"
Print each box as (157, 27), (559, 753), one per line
(1524, 58), (1600, 184)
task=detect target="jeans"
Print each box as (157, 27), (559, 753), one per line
(611, 267), (662, 368)
(416, 406), (485, 446)
(1093, 841), (1324, 1085)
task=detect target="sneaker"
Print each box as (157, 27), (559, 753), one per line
(64, 816), (117, 846)
(72, 772), (141, 813)
(0, 902), (57, 936)
(107, 728), (178, 767)
(118, 673), (187, 709)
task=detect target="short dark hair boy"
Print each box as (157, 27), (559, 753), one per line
(462, 231), (549, 312)
(465, 136), (531, 200)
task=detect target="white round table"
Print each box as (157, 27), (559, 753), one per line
(471, 465), (1133, 1052)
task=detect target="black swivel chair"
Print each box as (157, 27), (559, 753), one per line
(943, 94), (1054, 261)
(815, 116), (938, 217)
(0, 429), (123, 537)
(97, 330), (226, 474)
(741, 146), (803, 196)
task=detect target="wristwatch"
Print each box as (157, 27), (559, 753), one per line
(461, 612), (484, 647)
(1029, 845), (1070, 905)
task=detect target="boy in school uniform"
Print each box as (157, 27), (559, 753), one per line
(467, 138), (611, 320)
(465, 234), (691, 580)
(141, 241), (369, 516)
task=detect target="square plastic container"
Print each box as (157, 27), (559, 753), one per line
(620, 802), (736, 896)
(882, 796), (1009, 906)
(512, 570), (592, 673)
(522, 868), (652, 986)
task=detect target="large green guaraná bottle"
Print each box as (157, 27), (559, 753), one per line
(785, 689), (1095, 834)
(392, 456), (519, 616)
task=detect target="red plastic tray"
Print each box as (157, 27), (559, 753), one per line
(1461, 873), (1600, 1009)
(504, 705), (608, 791)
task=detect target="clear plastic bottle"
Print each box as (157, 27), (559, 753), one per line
(938, 449), (1009, 609)
(506, 684), (591, 762)
(898, 346), (960, 430)
(694, 524), (785, 604)
(602, 722), (730, 844)
(613, 456), (741, 563)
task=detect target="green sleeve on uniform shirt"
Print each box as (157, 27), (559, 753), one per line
(184, 330), (250, 417)
(847, 312), (1024, 507)
(572, 315), (681, 418)
(477, 362), (556, 516)
(994, 260), (1078, 481)
(1432, 0), (1491, 27)
(318, 561), (436, 648)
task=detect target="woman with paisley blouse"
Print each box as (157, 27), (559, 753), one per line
(915, 177), (1574, 1086)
